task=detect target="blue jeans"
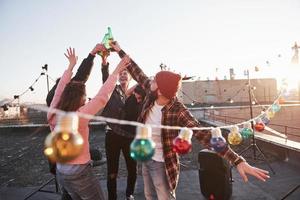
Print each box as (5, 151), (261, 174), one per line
(142, 160), (176, 200)
(57, 163), (106, 200)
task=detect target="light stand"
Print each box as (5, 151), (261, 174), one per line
(23, 176), (60, 200)
(24, 65), (59, 200)
(281, 184), (300, 200)
(42, 64), (50, 93)
(238, 69), (275, 174)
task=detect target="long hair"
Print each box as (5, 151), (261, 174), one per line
(56, 81), (86, 112)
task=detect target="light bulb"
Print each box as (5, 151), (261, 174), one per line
(227, 126), (242, 145)
(44, 113), (83, 163)
(278, 97), (285, 104)
(267, 110), (275, 118)
(261, 114), (270, 125)
(130, 126), (155, 161)
(254, 118), (265, 132)
(240, 122), (253, 139)
(172, 128), (193, 154)
(210, 128), (227, 153)
(271, 101), (281, 113)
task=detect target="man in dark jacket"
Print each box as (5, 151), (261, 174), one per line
(101, 53), (145, 200)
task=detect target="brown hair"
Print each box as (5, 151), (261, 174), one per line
(56, 81), (86, 112)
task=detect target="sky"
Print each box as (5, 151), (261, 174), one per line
(0, 0), (300, 104)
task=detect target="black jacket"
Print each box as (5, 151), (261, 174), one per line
(101, 63), (133, 137)
(120, 94), (144, 136)
(46, 54), (95, 106)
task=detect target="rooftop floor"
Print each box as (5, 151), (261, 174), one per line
(1, 127), (300, 200)
(1, 160), (300, 200)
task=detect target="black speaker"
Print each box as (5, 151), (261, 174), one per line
(198, 149), (232, 200)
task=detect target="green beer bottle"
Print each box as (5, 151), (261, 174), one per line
(98, 27), (114, 56)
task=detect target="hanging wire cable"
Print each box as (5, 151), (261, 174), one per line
(180, 90), (194, 102)
(180, 82), (248, 105)
(249, 88), (268, 110)
(0, 50), (290, 132)
(27, 87), (284, 132)
(0, 70), (286, 132)
(1, 73), (44, 107)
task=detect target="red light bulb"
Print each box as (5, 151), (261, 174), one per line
(172, 128), (193, 154)
(254, 119), (265, 132)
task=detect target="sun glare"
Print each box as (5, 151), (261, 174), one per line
(272, 64), (300, 91)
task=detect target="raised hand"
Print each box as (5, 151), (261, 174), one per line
(90, 43), (107, 56)
(112, 55), (131, 75)
(110, 41), (122, 53)
(64, 47), (78, 70)
(237, 161), (270, 182)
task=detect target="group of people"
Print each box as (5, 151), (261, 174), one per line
(46, 40), (270, 200)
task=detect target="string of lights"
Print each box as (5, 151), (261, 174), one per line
(1, 63), (288, 165)
(181, 83), (248, 106)
(1, 84), (285, 134)
(0, 64), (54, 111)
(250, 88), (268, 110)
(226, 84), (248, 104)
(180, 90), (194, 103)
(2, 69), (284, 133)
(1, 49), (290, 131)
(0, 73), (44, 110)
(27, 86), (284, 132)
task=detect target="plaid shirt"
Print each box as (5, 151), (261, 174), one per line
(120, 50), (244, 191)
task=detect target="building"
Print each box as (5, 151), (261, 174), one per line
(179, 78), (277, 105)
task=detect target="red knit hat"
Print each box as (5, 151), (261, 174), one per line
(155, 71), (182, 99)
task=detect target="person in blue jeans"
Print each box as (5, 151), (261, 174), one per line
(110, 41), (270, 200)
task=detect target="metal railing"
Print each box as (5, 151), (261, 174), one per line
(202, 110), (300, 142)
(0, 109), (105, 128)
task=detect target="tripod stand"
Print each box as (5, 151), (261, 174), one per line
(238, 69), (275, 174)
(281, 184), (300, 200)
(23, 162), (60, 200)
(24, 176), (60, 200)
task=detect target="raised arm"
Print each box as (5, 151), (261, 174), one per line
(47, 47), (77, 119)
(100, 49), (110, 83)
(71, 44), (103, 82)
(178, 108), (241, 163)
(111, 41), (151, 90)
(178, 107), (269, 182)
(78, 55), (131, 116)
(46, 44), (105, 106)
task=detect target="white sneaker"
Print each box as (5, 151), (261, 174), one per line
(126, 195), (135, 200)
